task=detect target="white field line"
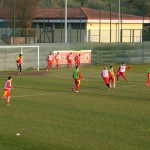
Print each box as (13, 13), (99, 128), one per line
(12, 84), (139, 99)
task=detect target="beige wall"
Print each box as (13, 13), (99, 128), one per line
(86, 22), (143, 43)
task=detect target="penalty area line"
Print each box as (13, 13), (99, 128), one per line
(12, 84), (139, 98)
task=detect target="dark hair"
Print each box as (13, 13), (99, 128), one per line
(110, 65), (113, 68)
(8, 76), (12, 80)
(19, 54), (22, 57)
(76, 66), (79, 69)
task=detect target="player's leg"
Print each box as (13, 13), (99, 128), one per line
(2, 90), (7, 99)
(112, 76), (116, 88)
(56, 60), (59, 69)
(6, 96), (11, 105)
(104, 77), (110, 90)
(47, 62), (49, 71)
(122, 73), (128, 82)
(18, 64), (21, 74)
(3, 90), (11, 105)
(49, 61), (53, 70)
(146, 79), (150, 86)
(146, 74), (150, 86)
(70, 60), (73, 68)
(117, 73), (120, 82)
(75, 80), (79, 92)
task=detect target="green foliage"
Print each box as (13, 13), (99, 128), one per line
(37, 0), (150, 16)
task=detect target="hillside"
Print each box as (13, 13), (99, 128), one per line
(37, 0), (150, 16)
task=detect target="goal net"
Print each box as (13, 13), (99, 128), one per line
(0, 45), (39, 71)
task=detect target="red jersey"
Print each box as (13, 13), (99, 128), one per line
(75, 55), (80, 63)
(4, 80), (12, 91)
(47, 54), (53, 62)
(66, 54), (72, 61)
(55, 54), (60, 61)
(118, 65), (131, 73)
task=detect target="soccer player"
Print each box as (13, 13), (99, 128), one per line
(16, 54), (22, 75)
(146, 67), (150, 86)
(74, 54), (81, 67)
(109, 65), (117, 89)
(1, 76), (13, 106)
(101, 67), (111, 90)
(55, 52), (60, 69)
(47, 52), (53, 71)
(72, 66), (84, 93)
(117, 62), (131, 82)
(66, 52), (73, 68)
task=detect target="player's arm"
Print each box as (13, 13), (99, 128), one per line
(126, 66), (131, 70)
(114, 70), (118, 75)
(78, 72), (84, 80)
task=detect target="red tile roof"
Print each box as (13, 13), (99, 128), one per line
(0, 7), (149, 21)
(34, 8), (87, 19)
(34, 7), (149, 21)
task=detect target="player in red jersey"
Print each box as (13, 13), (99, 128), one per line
(66, 52), (73, 68)
(47, 52), (53, 71)
(101, 67), (111, 90)
(75, 54), (81, 67)
(117, 62), (131, 82)
(1, 76), (13, 106)
(72, 66), (84, 92)
(55, 52), (60, 69)
(146, 67), (150, 86)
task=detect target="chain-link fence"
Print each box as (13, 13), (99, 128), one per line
(0, 42), (150, 71)
(0, 28), (150, 45)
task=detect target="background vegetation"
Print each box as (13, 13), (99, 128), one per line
(37, 0), (150, 16)
(0, 0), (150, 16)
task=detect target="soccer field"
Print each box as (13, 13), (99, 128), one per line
(0, 64), (150, 150)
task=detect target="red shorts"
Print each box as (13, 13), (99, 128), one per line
(56, 59), (59, 64)
(118, 72), (125, 77)
(3, 90), (11, 98)
(48, 61), (53, 65)
(110, 75), (115, 82)
(68, 59), (72, 64)
(103, 77), (110, 84)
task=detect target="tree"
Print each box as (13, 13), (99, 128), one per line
(4, 0), (37, 30)
(0, 0), (4, 7)
(72, 0), (88, 7)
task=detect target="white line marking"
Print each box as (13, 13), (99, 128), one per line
(12, 85), (139, 98)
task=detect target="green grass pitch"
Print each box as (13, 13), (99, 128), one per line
(0, 64), (150, 150)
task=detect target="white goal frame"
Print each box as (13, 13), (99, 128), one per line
(0, 45), (40, 71)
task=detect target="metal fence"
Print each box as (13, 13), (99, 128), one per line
(0, 42), (150, 71)
(0, 28), (150, 45)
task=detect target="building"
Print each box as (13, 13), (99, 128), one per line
(0, 7), (150, 44)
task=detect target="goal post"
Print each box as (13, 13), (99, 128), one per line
(0, 45), (39, 71)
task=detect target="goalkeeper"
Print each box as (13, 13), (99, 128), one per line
(16, 54), (22, 75)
